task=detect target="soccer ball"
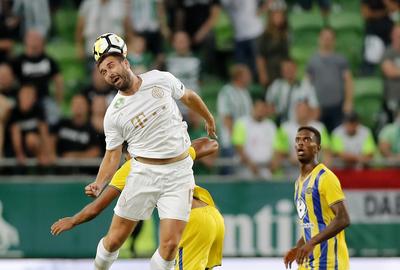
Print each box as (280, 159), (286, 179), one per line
(93, 33), (127, 62)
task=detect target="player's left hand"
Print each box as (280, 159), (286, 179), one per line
(296, 241), (315, 265)
(283, 247), (298, 269)
(50, 217), (75, 236)
(205, 117), (217, 139)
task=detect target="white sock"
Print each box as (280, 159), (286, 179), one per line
(150, 249), (175, 270)
(94, 238), (119, 270)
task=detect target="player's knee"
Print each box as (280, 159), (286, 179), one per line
(25, 133), (40, 153)
(160, 238), (180, 257)
(103, 235), (124, 252)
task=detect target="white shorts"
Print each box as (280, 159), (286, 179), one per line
(114, 155), (195, 221)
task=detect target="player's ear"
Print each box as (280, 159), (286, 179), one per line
(123, 58), (130, 69)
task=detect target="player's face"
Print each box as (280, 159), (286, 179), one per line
(98, 56), (132, 91)
(295, 130), (320, 163)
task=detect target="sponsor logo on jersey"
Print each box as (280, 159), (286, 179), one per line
(152, 87), (164, 99)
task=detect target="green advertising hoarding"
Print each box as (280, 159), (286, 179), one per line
(0, 179), (399, 258)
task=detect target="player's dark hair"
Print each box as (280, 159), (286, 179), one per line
(297, 126), (321, 145)
(97, 52), (125, 67)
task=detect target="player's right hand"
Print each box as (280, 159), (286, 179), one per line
(85, 182), (101, 197)
(50, 217), (74, 236)
(205, 117), (217, 139)
(284, 247), (298, 269)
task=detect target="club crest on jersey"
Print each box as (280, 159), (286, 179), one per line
(152, 87), (164, 99)
(306, 187), (313, 194)
(296, 198), (307, 220)
(114, 97), (125, 109)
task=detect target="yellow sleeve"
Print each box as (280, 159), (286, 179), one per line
(109, 160), (132, 191)
(319, 171), (345, 206)
(189, 146), (196, 160)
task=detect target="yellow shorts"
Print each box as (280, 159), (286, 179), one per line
(175, 206), (225, 270)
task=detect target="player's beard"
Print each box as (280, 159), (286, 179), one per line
(118, 69), (133, 92)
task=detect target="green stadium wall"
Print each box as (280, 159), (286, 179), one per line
(0, 173), (399, 258)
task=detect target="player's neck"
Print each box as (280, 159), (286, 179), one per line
(300, 161), (319, 179)
(119, 75), (142, 96)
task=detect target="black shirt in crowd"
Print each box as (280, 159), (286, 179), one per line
(12, 53), (60, 99)
(8, 104), (45, 135)
(179, 0), (220, 37)
(52, 119), (100, 156)
(362, 0), (394, 45)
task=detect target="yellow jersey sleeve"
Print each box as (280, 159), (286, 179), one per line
(193, 185), (216, 207)
(189, 146), (196, 160)
(319, 171), (345, 206)
(109, 160), (132, 191)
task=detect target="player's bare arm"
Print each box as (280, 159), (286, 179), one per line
(85, 146), (122, 197)
(51, 188), (120, 236)
(180, 89), (217, 138)
(296, 201), (350, 265)
(191, 137), (218, 159)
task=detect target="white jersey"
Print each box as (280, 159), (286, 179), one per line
(103, 70), (191, 158)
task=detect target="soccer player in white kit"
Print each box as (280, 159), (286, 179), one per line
(86, 41), (217, 269)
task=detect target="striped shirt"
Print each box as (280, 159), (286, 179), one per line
(295, 163), (349, 270)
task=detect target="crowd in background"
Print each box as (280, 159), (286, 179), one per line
(1, 0), (400, 179)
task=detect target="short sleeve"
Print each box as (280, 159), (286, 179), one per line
(320, 126), (331, 150)
(319, 172), (345, 206)
(274, 127), (289, 153)
(165, 72), (186, 99)
(217, 87), (231, 116)
(331, 133), (344, 154)
(378, 125), (393, 144)
(109, 160), (131, 191)
(362, 130), (376, 155)
(232, 119), (246, 146)
(104, 113), (124, 150)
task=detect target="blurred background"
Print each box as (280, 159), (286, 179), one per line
(0, 0), (400, 269)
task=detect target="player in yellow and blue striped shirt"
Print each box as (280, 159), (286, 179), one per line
(284, 126), (350, 270)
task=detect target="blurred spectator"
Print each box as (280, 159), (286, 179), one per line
(0, 63), (18, 107)
(166, 31), (200, 92)
(82, 67), (117, 106)
(331, 112), (376, 169)
(266, 58), (319, 124)
(381, 24), (400, 121)
(126, 0), (170, 69)
(127, 35), (152, 74)
(217, 64), (252, 157)
(8, 85), (51, 165)
(221, 0), (264, 76)
(361, 0), (393, 46)
(378, 109), (400, 162)
(0, 94), (12, 157)
(0, 0), (18, 63)
(76, 0), (127, 69)
(187, 110), (217, 174)
(307, 28), (353, 132)
(51, 94), (100, 158)
(273, 98), (331, 177)
(91, 95), (108, 154)
(295, 0), (330, 25)
(232, 98), (278, 179)
(12, 0), (51, 37)
(11, 29), (63, 126)
(256, 3), (289, 87)
(177, 0), (221, 73)
(361, 0), (394, 74)
(166, 31), (201, 118)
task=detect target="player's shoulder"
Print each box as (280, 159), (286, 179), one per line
(140, 69), (173, 81)
(318, 163), (340, 183)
